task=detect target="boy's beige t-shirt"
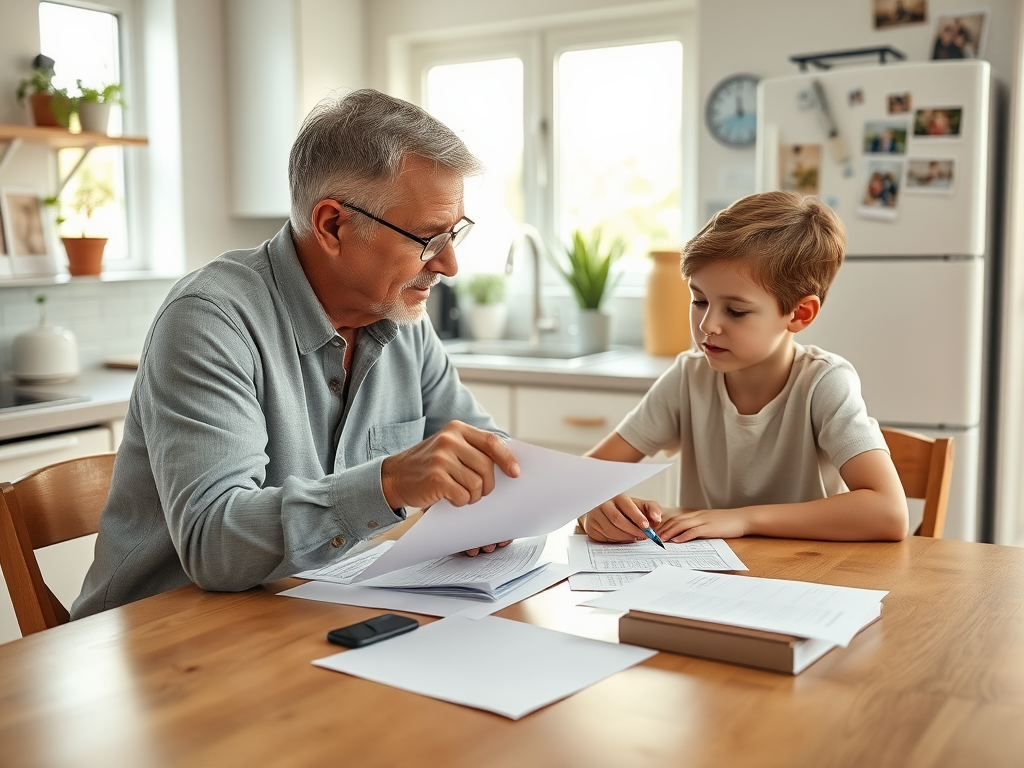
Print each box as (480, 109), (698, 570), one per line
(616, 343), (888, 510)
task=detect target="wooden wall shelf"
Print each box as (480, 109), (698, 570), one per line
(0, 124), (149, 194)
(0, 124), (148, 148)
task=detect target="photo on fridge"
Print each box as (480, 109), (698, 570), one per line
(930, 11), (987, 59)
(863, 120), (909, 154)
(778, 144), (822, 196)
(887, 92), (912, 114)
(858, 158), (904, 219)
(905, 158), (956, 193)
(873, 0), (928, 29)
(913, 107), (963, 138)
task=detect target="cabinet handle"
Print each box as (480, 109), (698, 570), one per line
(0, 435), (80, 461)
(562, 416), (607, 428)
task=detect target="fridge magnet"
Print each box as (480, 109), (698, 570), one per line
(779, 144), (822, 196)
(863, 120), (909, 154)
(913, 107), (963, 138)
(873, 0), (927, 28)
(0, 189), (59, 276)
(887, 92), (912, 114)
(931, 11), (987, 59)
(905, 158), (956, 193)
(858, 158), (904, 220)
(848, 88), (865, 107)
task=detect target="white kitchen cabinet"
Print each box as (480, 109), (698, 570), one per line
(0, 425), (114, 645)
(461, 382), (512, 435)
(225, 0), (366, 217)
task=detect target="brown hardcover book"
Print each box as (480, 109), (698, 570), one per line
(618, 605), (882, 675)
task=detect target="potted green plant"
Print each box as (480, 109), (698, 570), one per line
(44, 168), (116, 276)
(550, 228), (625, 352)
(15, 55), (71, 128)
(74, 80), (124, 135)
(458, 273), (508, 341)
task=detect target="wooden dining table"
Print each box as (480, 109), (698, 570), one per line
(1, 533), (1023, 768)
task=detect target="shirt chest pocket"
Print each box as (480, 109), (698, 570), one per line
(367, 417), (427, 460)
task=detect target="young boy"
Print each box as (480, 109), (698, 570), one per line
(582, 191), (909, 544)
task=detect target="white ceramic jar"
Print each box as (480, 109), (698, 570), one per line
(12, 322), (80, 382)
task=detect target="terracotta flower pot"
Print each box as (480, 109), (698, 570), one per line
(28, 93), (70, 128)
(62, 237), (107, 276)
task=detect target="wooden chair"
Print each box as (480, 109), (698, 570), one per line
(881, 428), (954, 538)
(0, 453), (114, 636)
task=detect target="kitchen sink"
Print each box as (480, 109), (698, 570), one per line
(442, 339), (631, 368)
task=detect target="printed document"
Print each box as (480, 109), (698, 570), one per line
(568, 572), (645, 592)
(355, 439), (669, 581)
(567, 534), (747, 573)
(296, 541), (394, 584)
(584, 565), (887, 646)
(313, 615), (657, 720)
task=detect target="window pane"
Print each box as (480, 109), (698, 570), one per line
(426, 58), (524, 274)
(40, 2), (129, 263)
(557, 41), (682, 268)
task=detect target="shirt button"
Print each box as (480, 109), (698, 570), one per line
(367, 521), (380, 529)
(330, 535), (346, 548)
(329, 378), (341, 393)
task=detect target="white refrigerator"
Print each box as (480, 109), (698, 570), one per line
(755, 60), (1000, 542)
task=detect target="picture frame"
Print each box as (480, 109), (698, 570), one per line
(0, 189), (59, 277)
(913, 107), (963, 138)
(873, 0), (928, 29)
(905, 158), (956, 193)
(931, 11), (988, 60)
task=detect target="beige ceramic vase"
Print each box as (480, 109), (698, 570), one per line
(644, 250), (691, 356)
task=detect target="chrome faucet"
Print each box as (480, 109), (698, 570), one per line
(505, 224), (556, 346)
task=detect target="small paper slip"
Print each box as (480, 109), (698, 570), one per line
(584, 565), (887, 647)
(568, 534), (747, 574)
(568, 572), (645, 592)
(296, 541), (394, 584)
(313, 615), (657, 720)
(357, 536), (548, 601)
(355, 439), (669, 581)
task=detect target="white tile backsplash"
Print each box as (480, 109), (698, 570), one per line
(0, 279), (176, 373)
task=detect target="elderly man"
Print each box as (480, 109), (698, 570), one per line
(72, 89), (516, 618)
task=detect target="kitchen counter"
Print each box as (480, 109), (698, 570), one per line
(446, 344), (675, 393)
(0, 368), (137, 442)
(0, 346), (674, 443)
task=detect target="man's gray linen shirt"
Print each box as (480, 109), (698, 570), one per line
(72, 224), (499, 618)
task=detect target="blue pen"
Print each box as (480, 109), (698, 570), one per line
(628, 517), (666, 549)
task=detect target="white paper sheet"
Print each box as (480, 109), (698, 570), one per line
(279, 563), (577, 619)
(312, 615), (657, 720)
(358, 536), (547, 599)
(567, 534), (747, 573)
(583, 565), (887, 646)
(354, 439), (669, 581)
(568, 572), (646, 592)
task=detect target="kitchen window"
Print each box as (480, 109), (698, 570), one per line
(409, 13), (697, 285)
(39, 0), (141, 270)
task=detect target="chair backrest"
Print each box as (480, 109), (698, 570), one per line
(0, 453), (114, 636)
(881, 428), (954, 538)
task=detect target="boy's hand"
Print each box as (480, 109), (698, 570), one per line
(657, 508), (750, 542)
(583, 495), (663, 543)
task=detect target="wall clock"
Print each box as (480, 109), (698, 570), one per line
(704, 74), (759, 148)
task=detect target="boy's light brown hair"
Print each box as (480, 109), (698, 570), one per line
(681, 191), (846, 314)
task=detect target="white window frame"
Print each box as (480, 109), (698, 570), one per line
(42, 0), (147, 272)
(407, 11), (698, 291)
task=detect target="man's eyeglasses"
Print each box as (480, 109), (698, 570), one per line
(340, 202), (474, 262)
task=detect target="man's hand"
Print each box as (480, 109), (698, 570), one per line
(464, 540), (512, 557)
(656, 508), (750, 543)
(582, 494), (663, 543)
(381, 421), (520, 510)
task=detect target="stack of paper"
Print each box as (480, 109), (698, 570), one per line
(566, 534), (747, 592)
(585, 565), (887, 674)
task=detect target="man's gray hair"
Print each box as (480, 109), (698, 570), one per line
(288, 89), (483, 239)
